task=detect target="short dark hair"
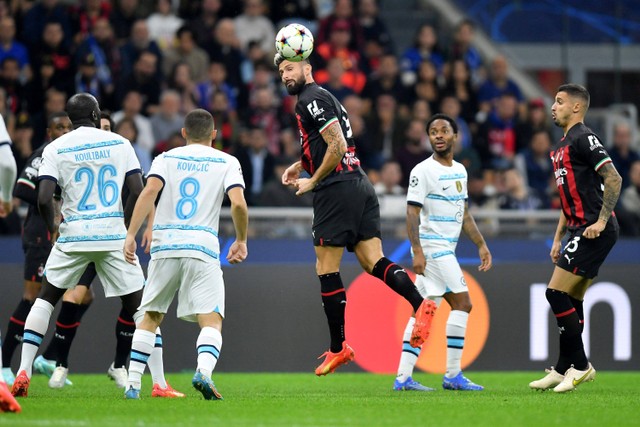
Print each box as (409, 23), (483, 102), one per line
(558, 83), (590, 109)
(101, 111), (114, 130)
(426, 113), (458, 134)
(66, 93), (100, 125)
(274, 52), (309, 68)
(184, 109), (214, 142)
(47, 111), (69, 127)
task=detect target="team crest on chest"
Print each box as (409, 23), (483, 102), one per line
(456, 181), (462, 192)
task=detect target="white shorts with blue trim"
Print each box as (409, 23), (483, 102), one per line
(414, 254), (467, 297)
(140, 257), (225, 322)
(44, 245), (145, 297)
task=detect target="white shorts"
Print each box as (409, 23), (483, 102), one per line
(414, 255), (468, 298)
(44, 245), (145, 297)
(139, 257), (225, 322)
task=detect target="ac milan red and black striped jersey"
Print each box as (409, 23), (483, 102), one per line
(295, 82), (364, 190)
(550, 122), (612, 229)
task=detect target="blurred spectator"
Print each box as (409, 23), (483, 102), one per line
(439, 94), (472, 149)
(453, 131), (482, 182)
(0, 57), (30, 117)
(269, 0), (317, 31)
(187, 0), (222, 47)
(32, 21), (75, 97)
(146, 0), (184, 51)
(410, 98), (432, 123)
(245, 86), (284, 156)
(0, 16), (30, 80)
(209, 90), (239, 152)
(119, 19), (163, 80)
(196, 60), (238, 112)
(321, 57), (355, 103)
(204, 18), (246, 91)
(358, 0), (393, 54)
(11, 112), (33, 173)
(467, 172), (498, 210)
(75, 52), (114, 108)
(21, 0), (72, 49)
(149, 89), (185, 145)
(163, 25), (209, 82)
(608, 122), (640, 189)
(112, 90), (155, 152)
(110, 0), (141, 43)
(477, 55), (525, 121)
(314, 18), (366, 94)
(374, 160), (406, 217)
(400, 23), (445, 86)
(233, 0), (276, 54)
(116, 50), (162, 116)
(514, 129), (554, 208)
(447, 19), (483, 86)
(235, 126), (276, 205)
(497, 166), (543, 210)
(394, 118), (430, 186)
(152, 130), (185, 157)
(114, 116), (152, 173)
(618, 160), (640, 236)
(30, 88), (66, 150)
(515, 98), (555, 149)
(241, 40), (271, 84)
(405, 59), (441, 113)
(69, 0), (112, 45)
(166, 61), (199, 113)
(316, 0), (364, 52)
(258, 157), (313, 207)
(361, 53), (405, 114)
(443, 59), (478, 125)
(366, 93), (408, 166)
(475, 92), (523, 171)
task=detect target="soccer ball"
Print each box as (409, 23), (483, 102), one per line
(275, 23), (314, 62)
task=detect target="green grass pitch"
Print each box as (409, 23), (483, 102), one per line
(2, 372), (638, 426)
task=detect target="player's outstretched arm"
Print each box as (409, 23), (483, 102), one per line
(550, 211), (567, 263)
(584, 162), (622, 239)
(461, 202), (492, 271)
(296, 121), (346, 195)
(406, 204), (426, 275)
(227, 186), (248, 264)
(124, 177), (163, 265)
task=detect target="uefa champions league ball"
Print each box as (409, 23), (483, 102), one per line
(275, 23), (314, 62)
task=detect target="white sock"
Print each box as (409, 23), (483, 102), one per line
(396, 317), (420, 382)
(196, 327), (222, 379)
(147, 328), (167, 388)
(18, 299), (54, 377)
(445, 310), (469, 378)
(127, 329), (155, 389)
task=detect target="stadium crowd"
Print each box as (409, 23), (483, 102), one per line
(0, 0), (639, 235)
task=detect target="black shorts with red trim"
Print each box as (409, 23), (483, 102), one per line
(23, 245), (51, 283)
(556, 217), (619, 279)
(312, 177), (381, 252)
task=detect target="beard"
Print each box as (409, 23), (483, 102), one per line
(285, 75), (306, 95)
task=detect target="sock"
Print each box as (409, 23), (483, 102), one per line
(127, 329), (155, 389)
(49, 302), (81, 368)
(569, 295), (585, 333)
(371, 258), (423, 312)
(445, 310), (469, 378)
(18, 299), (54, 377)
(76, 302), (91, 322)
(114, 308), (136, 368)
(546, 289), (588, 373)
(396, 317), (420, 382)
(147, 328), (167, 388)
(196, 326), (222, 379)
(2, 299), (33, 366)
(319, 272), (346, 353)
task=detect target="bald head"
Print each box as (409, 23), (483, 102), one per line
(66, 93), (101, 128)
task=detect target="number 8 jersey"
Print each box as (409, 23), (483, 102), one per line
(39, 126), (141, 251)
(147, 144), (245, 264)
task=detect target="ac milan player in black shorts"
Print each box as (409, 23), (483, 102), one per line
(276, 53), (437, 376)
(529, 84), (621, 393)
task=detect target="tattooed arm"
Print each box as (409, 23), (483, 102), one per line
(461, 201), (492, 271)
(295, 120), (347, 195)
(583, 162), (622, 239)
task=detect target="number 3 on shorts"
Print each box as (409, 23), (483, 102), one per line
(563, 236), (580, 253)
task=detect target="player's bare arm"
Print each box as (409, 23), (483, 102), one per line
(282, 160), (303, 186)
(550, 211), (567, 263)
(461, 202), (492, 271)
(124, 176), (164, 265)
(406, 204), (426, 275)
(227, 186), (249, 264)
(140, 205), (156, 254)
(296, 120), (347, 195)
(584, 162), (622, 239)
(37, 179), (58, 234)
(123, 172), (144, 228)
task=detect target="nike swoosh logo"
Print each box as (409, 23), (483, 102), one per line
(442, 186), (451, 191)
(572, 367), (593, 387)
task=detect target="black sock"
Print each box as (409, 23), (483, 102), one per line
(76, 302), (91, 322)
(114, 308), (136, 368)
(371, 257), (423, 312)
(546, 289), (588, 373)
(2, 299), (33, 366)
(568, 295), (585, 333)
(319, 272), (346, 353)
(50, 302), (81, 368)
